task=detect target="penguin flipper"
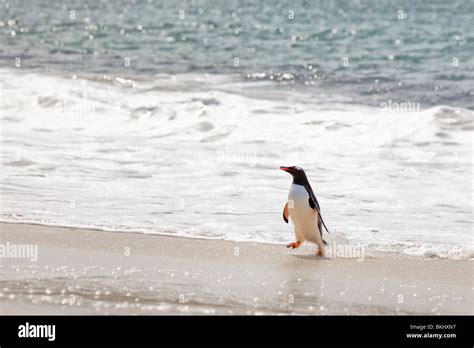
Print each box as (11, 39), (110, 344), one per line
(308, 195), (330, 234)
(305, 184), (320, 211)
(318, 218), (323, 239)
(282, 202), (289, 223)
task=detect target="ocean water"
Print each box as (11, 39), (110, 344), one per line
(0, 0), (473, 259)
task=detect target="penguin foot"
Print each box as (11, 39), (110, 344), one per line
(286, 241), (302, 249)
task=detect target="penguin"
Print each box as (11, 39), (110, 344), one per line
(280, 166), (329, 256)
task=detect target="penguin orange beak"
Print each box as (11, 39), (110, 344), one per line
(279, 166), (290, 172)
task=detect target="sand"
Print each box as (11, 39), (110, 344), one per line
(0, 222), (472, 315)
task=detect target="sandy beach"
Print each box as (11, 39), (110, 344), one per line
(0, 222), (471, 315)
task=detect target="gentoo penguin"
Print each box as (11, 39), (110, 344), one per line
(280, 166), (329, 256)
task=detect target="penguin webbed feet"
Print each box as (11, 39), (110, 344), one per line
(286, 241), (302, 249)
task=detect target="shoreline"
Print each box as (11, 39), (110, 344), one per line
(2, 220), (470, 261)
(0, 222), (472, 315)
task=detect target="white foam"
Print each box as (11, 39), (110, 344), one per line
(1, 68), (472, 259)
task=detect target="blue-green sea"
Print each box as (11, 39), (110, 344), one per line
(1, 0), (473, 107)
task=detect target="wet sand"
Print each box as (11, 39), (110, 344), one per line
(0, 222), (471, 314)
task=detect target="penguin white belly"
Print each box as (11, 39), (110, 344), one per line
(288, 184), (321, 244)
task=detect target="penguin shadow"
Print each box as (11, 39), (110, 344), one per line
(293, 254), (332, 261)
(285, 244), (332, 261)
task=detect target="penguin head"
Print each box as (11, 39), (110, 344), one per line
(279, 166), (308, 183)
